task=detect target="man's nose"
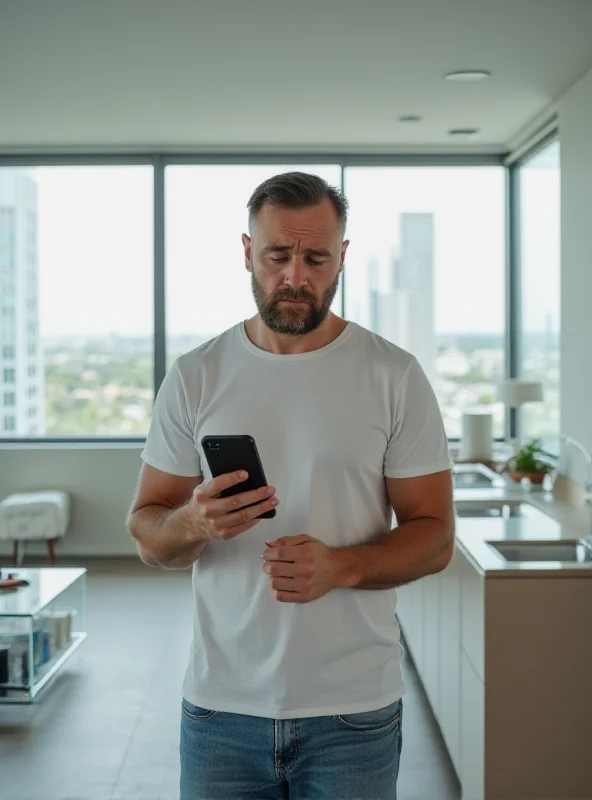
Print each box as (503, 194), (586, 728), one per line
(282, 257), (308, 288)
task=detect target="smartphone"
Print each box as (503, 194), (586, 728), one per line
(201, 435), (276, 519)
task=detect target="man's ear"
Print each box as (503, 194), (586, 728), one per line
(242, 233), (252, 272)
(339, 239), (350, 273)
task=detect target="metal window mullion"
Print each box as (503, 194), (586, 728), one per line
(153, 156), (166, 400)
(506, 163), (522, 441)
(340, 163), (346, 318)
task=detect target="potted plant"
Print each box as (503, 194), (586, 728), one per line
(507, 438), (551, 484)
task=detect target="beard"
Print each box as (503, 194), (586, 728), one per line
(251, 269), (340, 335)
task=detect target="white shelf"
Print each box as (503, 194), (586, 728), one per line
(0, 632), (87, 703)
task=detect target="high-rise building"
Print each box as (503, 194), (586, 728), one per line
(395, 213), (436, 386)
(366, 212), (436, 387)
(368, 256), (380, 332)
(0, 169), (43, 437)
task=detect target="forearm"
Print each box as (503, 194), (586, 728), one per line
(128, 502), (208, 569)
(334, 517), (454, 590)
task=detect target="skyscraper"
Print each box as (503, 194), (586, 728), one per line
(366, 212), (436, 386)
(0, 169), (43, 437)
(395, 213), (436, 386)
(368, 256), (380, 332)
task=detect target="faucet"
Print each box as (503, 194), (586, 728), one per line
(560, 434), (592, 532)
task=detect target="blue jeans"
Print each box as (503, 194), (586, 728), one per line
(180, 697), (403, 800)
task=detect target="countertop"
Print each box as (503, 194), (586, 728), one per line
(453, 480), (592, 578)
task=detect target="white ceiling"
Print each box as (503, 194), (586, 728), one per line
(1, 0), (592, 154)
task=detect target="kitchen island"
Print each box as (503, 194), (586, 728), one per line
(396, 493), (592, 800)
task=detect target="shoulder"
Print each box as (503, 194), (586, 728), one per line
(175, 324), (239, 377)
(349, 323), (416, 380)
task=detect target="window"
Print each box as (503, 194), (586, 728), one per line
(0, 166), (153, 438)
(165, 164), (342, 368)
(0, 156), (521, 443)
(343, 167), (506, 438)
(518, 141), (560, 450)
(4, 392), (15, 406)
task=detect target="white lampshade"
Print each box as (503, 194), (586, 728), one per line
(495, 380), (543, 406)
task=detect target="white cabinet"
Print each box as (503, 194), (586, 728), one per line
(460, 648), (485, 800)
(422, 571), (441, 714)
(396, 577), (424, 672)
(396, 547), (482, 792)
(438, 547), (462, 773)
(396, 546), (481, 793)
(460, 550), (485, 680)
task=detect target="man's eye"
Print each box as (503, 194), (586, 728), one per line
(270, 256), (289, 263)
(307, 258), (325, 267)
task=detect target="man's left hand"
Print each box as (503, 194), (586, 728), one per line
(262, 534), (345, 603)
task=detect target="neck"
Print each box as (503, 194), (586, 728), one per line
(244, 313), (348, 355)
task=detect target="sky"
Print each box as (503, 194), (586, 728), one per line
(28, 155), (559, 340)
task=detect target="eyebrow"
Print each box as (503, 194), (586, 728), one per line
(262, 245), (332, 258)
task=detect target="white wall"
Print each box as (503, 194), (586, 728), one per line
(557, 66), (592, 481)
(0, 444), (143, 557)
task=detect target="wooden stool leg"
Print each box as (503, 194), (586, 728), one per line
(13, 541), (24, 566)
(47, 539), (56, 567)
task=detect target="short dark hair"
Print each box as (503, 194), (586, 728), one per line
(247, 171), (348, 233)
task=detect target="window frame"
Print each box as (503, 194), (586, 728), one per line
(0, 151), (515, 444)
(506, 133), (560, 452)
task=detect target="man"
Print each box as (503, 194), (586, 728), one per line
(127, 172), (454, 800)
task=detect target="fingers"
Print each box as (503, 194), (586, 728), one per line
(214, 484), (277, 516)
(193, 476), (279, 541)
(213, 494), (279, 531)
(202, 470), (249, 499)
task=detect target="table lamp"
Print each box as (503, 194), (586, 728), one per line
(495, 379), (543, 449)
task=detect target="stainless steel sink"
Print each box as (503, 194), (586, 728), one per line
(456, 502), (527, 518)
(456, 505), (506, 518)
(488, 539), (592, 563)
(453, 463), (504, 489)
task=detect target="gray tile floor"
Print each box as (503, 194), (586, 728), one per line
(0, 558), (460, 800)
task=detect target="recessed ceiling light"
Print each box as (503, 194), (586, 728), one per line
(445, 70), (492, 82)
(398, 115), (422, 123)
(448, 128), (480, 138)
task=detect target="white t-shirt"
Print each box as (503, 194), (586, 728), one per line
(140, 320), (451, 719)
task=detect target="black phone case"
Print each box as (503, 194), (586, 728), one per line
(201, 435), (276, 519)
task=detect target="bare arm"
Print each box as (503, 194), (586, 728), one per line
(127, 462), (279, 570)
(335, 470), (455, 590)
(126, 465), (207, 569)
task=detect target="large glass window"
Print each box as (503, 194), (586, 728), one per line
(0, 166), (153, 438)
(165, 164), (342, 368)
(343, 167), (506, 438)
(0, 157), (526, 443)
(518, 141), (560, 449)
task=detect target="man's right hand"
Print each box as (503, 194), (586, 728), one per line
(188, 471), (279, 542)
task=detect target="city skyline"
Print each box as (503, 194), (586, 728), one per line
(0, 163), (560, 441)
(5, 163), (560, 338)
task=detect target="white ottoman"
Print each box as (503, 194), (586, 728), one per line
(0, 491), (71, 566)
